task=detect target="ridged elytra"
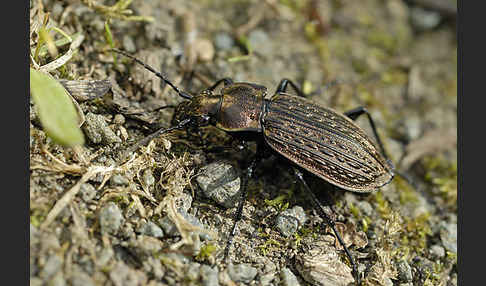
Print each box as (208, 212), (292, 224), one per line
(112, 48), (395, 285)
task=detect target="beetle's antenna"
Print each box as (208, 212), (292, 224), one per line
(121, 118), (191, 160)
(111, 48), (193, 100)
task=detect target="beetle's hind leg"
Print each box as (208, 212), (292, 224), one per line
(344, 107), (393, 168)
(292, 167), (361, 285)
(275, 79), (306, 97)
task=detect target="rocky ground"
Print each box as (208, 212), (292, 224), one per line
(30, 0), (457, 285)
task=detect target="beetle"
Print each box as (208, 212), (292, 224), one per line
(112, 48), (395, 285)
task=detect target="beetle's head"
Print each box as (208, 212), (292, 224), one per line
(171, 90), (222, 127)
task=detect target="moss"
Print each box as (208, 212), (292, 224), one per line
(348, 202), (361, 219)
(396, 176), (419, 204)
(30, 209), (47, 228)
(401, 213), (432, 257)
(264, 191), (292, 212)
(258, 238), (282, 256)
(366, 29), (398, 55)
(373, 192), (392, 218)
(195, 243), (217, 262)
(423, 155), (457, 211)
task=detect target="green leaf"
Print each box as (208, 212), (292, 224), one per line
(30, 68), (85, 146)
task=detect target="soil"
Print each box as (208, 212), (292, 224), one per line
(30, 1), (457, 285)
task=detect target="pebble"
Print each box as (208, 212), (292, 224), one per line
(187, 263), (201, 281)
(109, 262), (147, 286)
(275, 206), (307, 237)
(439, 221), (457, 253)
(99, 202), (124, 235)
(141, 169), (155, 189)
(40, 254), (62, 281)
(158, 209), (210, 240)
(227, 263), (258, 284)
(410, 6), (442, 31)
(214, 32), (234, 51)
(82, 113), (121, 145)
(110, 174), (130, 186)
(429, 244), (446, 259)
(281, 268), (301, 286)
(137, 221), (164, 238)
(69, 270), (95, 286)
(395, 259), (413, 283)
(122, 35), (137, 53)
(113, 114), (125, 125)
(79, 183), (97, 202)
(196, 161), (241, 208)
(259, 273), (275, 285)
(49, 272), (66, 286)
(248, 29), (272, 55)
(200, 265), (219, 286)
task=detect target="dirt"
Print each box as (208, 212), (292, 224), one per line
(30, 0), (457, 285)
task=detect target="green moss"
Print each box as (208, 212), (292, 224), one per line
(348, 202), (361, 218)
(380, 70), (408, 86)
(366, 29), (398, 55)
(423, 155), (457, 210)
(401, 213), (432, 256)
(30, 209), (47, 228)
(373, 192), (391, 218)
(195, 243), (217, 262)
(264, 191), (292, 212)
(396, 176), (419, 204)
(258, 238), (282, 256)
(361, 216), (371, 233)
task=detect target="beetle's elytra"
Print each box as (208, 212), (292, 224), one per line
(112, 48), (395, 285)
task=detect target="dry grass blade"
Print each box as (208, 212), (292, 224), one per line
(39, 34), (85, 72)
(41, 165), (117, 229)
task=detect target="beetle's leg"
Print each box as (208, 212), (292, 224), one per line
(275, 78), (306, 97)
(344, 107), (392, 168)
(223, 142), (265, 260)
(207, 78), (234, 92)
(292, 168), (361, 285)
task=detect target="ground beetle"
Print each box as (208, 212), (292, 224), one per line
(112, 48), (395, 285)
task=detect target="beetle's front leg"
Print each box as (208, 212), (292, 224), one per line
(223, 142), (265, 260)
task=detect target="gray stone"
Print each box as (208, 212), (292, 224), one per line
(48, 272), (66, 286)
(395, 260), (413, 283)
(82, 112), (121, 145)
(281, 268), (301, 286)
(411, 6), (442, 31)
(187, 263), (201, 281)
(110, 174), (130, 186)
(259, 273), (275, 286)
(227, 263), (258, 284)
(158, 209), (210, 240)
(69, 270), (95, 286)
(275, 206), (307, 237)
(200, 265), (219, 286)
(214, 32), (234, 51)
(79, 183), (97, 202)
(122, 35), (137, 53)
(99, 202), (124, 235)
(196, 161), (241, 208)
(439, 222), (457, 254)
(429, 244), (446, 259)
(40, 254), (62, 280)
(138, 221), (164, 238)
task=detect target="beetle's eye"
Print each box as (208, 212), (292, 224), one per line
(199, 115), (210, 125)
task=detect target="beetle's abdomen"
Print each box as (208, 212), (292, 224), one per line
(263, 94), (393, 192)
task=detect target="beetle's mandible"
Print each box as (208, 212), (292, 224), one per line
(112, 48), (395, 285)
